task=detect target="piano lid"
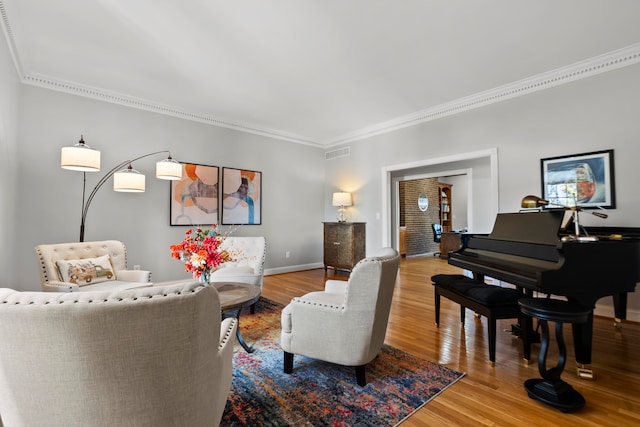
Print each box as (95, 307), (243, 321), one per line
(488, 210), (564, 245)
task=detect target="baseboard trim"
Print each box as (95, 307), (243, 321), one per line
(264, 263), (324, 276)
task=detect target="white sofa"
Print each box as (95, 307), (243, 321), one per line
(281, 248), (400, 386)
(0, 281), (237, 427)
(35, 240), (152, 292)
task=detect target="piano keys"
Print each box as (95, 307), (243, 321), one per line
(448, 209), (640, 378)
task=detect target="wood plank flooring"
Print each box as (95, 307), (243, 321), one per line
(261, 255), (640, 426)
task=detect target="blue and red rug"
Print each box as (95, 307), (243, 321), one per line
(221, 298), (465, 426)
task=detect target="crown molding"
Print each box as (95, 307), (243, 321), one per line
(326, 42), (640, 147)
(0, 0), (24, 77)
(21, 73), (322, 147)
(3, 1), (639, 148)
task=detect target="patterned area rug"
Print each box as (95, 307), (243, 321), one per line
(221, 298), (465, 426)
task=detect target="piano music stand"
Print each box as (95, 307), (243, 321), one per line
(519, 297), (590, 412)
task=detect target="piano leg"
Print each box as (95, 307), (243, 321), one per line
(571, 310), (594, 380)
(613, 292), (628, 329)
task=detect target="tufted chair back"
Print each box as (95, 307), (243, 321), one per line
(280, 247), (400, 385)
(0, 281), (237, 427)
(35, 240), (152, 292)
(210, 236), (266, 289)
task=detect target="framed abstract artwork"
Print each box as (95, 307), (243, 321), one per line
(540, 149), (615, 209)
(170, 163), (219, 225)
(221, 167), (262, 225)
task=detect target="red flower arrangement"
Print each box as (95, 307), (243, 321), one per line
(170, 225), (234, 282)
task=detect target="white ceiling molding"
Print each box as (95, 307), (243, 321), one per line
(0, 0), (23, 77)
(21, 72), (322, 147)
(327, 42), (640, 147)
(2, 1), (639, 149)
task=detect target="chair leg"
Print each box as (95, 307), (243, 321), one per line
(284, 351), (294, 374)
(460, 304), (466, 324)
(355, 365), (366, 386)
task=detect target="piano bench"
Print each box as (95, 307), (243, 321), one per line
(431, 274), (531, 366)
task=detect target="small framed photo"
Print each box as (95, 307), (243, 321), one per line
(222, 167), (262, 225)
(540, 149), (615, 209)
(170, 163), (219, 225)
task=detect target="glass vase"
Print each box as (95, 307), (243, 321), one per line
(199, 269), (211, 283)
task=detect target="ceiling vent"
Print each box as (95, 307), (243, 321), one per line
(325, 147), (350, 161)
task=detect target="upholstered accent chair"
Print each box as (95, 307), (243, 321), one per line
(0, 281), (237, 427)
(210, 236), (266, 311)
(35, 240), (152, 292)
(280, 248), (400, 386)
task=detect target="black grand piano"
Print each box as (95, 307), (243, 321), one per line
(448, 209), (640, 378)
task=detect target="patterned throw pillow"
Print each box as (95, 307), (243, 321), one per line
(56, 254), (116, 286)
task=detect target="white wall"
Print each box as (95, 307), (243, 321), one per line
(324, 63), (640, 321)
(0, 28), (19, 287)
(13, 86), (325, 290)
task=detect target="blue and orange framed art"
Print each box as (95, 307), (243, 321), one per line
(170, 163), (219, 225)
(221, 167), (262, 225)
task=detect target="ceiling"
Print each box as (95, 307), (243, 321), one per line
(2, 1), (640, 147)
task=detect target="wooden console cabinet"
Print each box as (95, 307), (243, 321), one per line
(323, 222), (366, 272)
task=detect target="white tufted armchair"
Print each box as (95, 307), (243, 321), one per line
(35, 240), (152, 292)
(210, 237), (266, 311)
(0, 281), (237, 427)
(280, 248), (400, 386)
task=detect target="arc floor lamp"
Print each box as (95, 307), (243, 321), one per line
(61, 135), (183, 242)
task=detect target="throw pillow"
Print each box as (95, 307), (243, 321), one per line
(56, 254), (116, 286)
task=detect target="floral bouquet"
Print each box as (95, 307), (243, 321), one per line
(170, 225), (237, 282)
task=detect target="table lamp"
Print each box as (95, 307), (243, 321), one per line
(332, 192), (352, 222)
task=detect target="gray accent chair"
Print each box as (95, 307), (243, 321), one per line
(0, 281), (237, 426)
(280, 248), (400, 386)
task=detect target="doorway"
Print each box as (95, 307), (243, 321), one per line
(381, 148), (499, 250)
(397, 172), (467, 256)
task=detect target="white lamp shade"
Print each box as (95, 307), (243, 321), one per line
(332, 192), (352, 207)
(114, 168), (145, 192)
(156, 158), (182, 180)
(61, 145), (101, 172)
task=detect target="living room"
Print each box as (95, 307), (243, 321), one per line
(0, 2), (639, 423)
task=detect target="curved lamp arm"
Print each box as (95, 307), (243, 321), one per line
(79, 151), (170, 242)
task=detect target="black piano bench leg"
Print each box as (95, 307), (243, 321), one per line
(434, 291), (441, 326)
(518, 298), (591, 412)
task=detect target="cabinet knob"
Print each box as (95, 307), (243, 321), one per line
(333, 242), (341, 246)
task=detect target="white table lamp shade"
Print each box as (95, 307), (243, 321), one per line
(332, 192), (352, 207)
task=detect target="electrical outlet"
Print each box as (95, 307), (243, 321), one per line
(133, 265), (140, 270)
(285, 251), (290, 259)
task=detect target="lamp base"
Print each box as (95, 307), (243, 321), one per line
(336, 207), (351, 222)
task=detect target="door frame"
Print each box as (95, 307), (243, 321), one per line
(381, 148), (499, 248)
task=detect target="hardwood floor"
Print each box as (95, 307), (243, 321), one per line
(262, 255), (640, 426)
